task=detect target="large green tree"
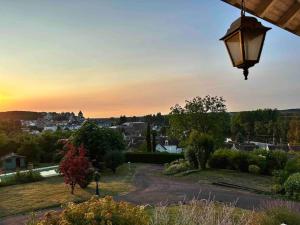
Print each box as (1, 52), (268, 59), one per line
(168, 95), (229, 146)
(73, 121), (125, 161)
(231, 109), (287, 143)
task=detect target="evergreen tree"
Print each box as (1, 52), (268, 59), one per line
(146, 123), (151, 152)
(151, 130), (157, 152)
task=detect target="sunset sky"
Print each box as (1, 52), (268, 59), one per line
(0, 0), (299, 117)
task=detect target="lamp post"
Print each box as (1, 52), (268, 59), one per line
(94, 171), (100, 196)
(220, 0), (271, 80)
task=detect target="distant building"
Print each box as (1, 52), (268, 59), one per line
(0, 153), (26, 171)
(43, 126), (57, 132)
(156, 144), (183, 154)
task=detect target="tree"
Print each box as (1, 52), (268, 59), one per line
(73, 121), (125, 162)
(146, 122), (151, 152)
(59, 144), (90, 194)
(169, 95), (229, 146)
(104, 151), (125, 173)
(17, 136), (40, 163)
(187, 130), (214, 170)
(288, 118), (300, 144)
(151, 130), (157, 152)
(118, 115), (127, 125)
(37, 130), (72, 163)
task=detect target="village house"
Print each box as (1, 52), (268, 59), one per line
(0, 153), (26, 171)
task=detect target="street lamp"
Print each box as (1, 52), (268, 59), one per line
(220, 0), (271, 80)
(94, 171), (100, 196)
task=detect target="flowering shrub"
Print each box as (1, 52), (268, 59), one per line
(164, 159), (191, 175)
(31, 196), (148, 225)
(284, 172), (300, 199)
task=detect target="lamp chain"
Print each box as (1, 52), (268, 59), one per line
(241, 0), (246, 16)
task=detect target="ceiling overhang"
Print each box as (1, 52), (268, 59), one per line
(222, 0), (300, 37)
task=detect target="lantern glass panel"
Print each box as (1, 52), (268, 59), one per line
(225, 32), (243, 67)
(243, 29), (265, 62)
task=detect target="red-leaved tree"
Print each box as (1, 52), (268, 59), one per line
(59, 143), (90, 194)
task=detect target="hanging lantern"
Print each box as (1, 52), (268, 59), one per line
(220, 0), (271, 80)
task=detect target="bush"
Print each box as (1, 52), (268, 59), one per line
(164, 159), (190, 175)
(248, 164), (261, 175)
(232, 151), (249, 172)
(187, 131), (214, 170)
(208, 149), (236, 170)
(0, 170), (43, 187)
(29, 196), (148, 225)
(272, 169), (289, 185)
(260, 207), (300, 225)
(284, 157), (300, 175)
(104, 151), (125, 173)
(248, 153), (267, 174)
(125, 152), (184, 164)
(185, 146), (199, 169)
(266, 150), (288, 174)
(284, 172), (300, 199)
(271, 184), (284, 194)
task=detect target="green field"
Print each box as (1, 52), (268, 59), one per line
(0, 163), (137, 218)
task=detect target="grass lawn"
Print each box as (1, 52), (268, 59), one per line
(0, 163), (138, 218)
(172, 169), (274, 192)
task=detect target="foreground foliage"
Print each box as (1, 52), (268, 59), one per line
(28, 196), (149, 225)
(0, 170), (43, 187)
(29, 196), (300, 225)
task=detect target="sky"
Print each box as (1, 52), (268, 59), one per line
(0, 0), (299, 117)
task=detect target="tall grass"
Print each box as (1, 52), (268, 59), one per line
(150, 199), (255, 225)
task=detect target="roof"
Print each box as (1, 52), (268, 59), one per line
(0, 153), (25, 160)
(222, 0), (300, 37)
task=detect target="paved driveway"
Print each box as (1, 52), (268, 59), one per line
(116, 164), (274, 209)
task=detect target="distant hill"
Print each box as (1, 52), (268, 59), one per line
(279, 108), (300, 115)
(0, 108), (299, 121)
(0, 111), (44, 120)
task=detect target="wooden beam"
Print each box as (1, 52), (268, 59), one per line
(294, 24), (300, 36)
(277, 1), (300, 27)
(255, 0), (275, 17)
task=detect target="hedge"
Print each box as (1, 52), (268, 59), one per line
(125, 152), (184, 164)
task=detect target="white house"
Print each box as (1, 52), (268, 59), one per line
(156, 144), (183, 154)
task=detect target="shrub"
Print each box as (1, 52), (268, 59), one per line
(232, 151), (249, 172)
(0, 170), (43, 187)
(271, 184), (284, 194)
(208, 149), (236, 169)
(266, 150), (288, 174)
(259, 207), (300, 225)
(125, 152), (184, 164)
(185, 146), (199, 169)
(164, 159), (190, 175)
(284, 157), (300, 175)
(29, 196), (148, 225)
(248, 164), (261, 175)
(272, 169), (289, 185)
(284, 172), (300, 199)
(104, 151), (125, 173)
(248, 153), (267, 174)
(187, 131), (214, 170)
